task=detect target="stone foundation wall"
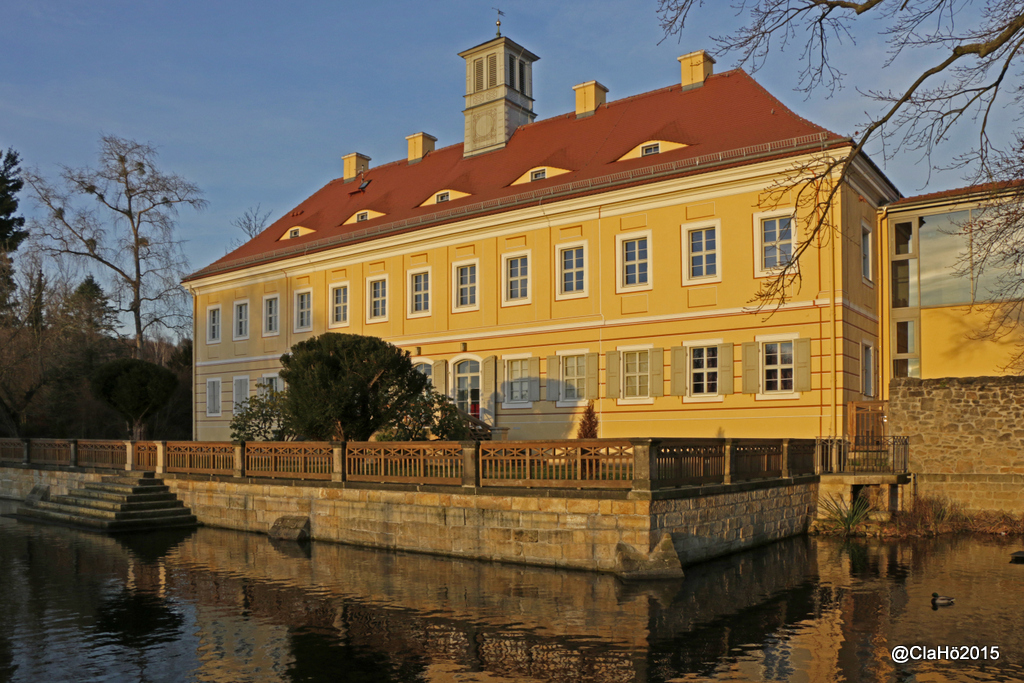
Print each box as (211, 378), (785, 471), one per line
(0, 466), (105, 500)
(889, 376), (1024, 513)
(651, 479), (818, 564)
(0, 466), (819, 574)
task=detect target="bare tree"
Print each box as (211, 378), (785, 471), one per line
(233, 203), (271, 240)
(25, 136), (206, 357)
(225, 203), (272, 253)
(657, 1), (1024, 311)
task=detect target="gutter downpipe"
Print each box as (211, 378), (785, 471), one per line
(830, 178), (839, 439)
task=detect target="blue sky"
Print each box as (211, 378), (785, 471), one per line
(1, 1), (996, 274)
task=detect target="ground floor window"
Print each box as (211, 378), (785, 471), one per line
(455, 360), (480, 418)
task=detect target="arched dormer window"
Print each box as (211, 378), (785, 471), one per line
(616, 140), (687, 162)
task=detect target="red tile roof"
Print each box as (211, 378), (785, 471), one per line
(186, 69), (850, 282)
(890, 180), (1024, 208)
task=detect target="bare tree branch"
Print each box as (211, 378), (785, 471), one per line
(24, 136), (206, 356)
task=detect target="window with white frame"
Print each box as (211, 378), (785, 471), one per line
(687, 228), (717, 280)
(356, 211), (368, 222)
(263, 295), (279, 335)
(623, 237), (648, 286)
(504, 253), (529, 303)
(531, 169), (546, 181)
(454, 359), (481, 418)
(862, 222), (873, 281)
(558, 244), (586, 296)
(295, 290), (312, 331)
(862, 343), (875, 397)
(330, 284), (348, 326)
(436, 191), (449, 203)
(233, 301), (249, 340)
(642, 143), (660, 156)
(409, 270), (430, 316)
(232, 376), (249, 414)
(368, 278), (387, 320)
(207, 306), (221, 344)
(414, 362), (432, 386)
(258, 374), (281, 396)
(562, 354), (586, 401)
(506, 359), (530, 403)
(454, 263), (477, 309)
(690, 346), (719, 395)
(205, 378), (221, 416)
(763, 341), (794, 393)
(760, 216), (793, 270)
(623, 350), (650, 398)
(616, 232), (652, 292)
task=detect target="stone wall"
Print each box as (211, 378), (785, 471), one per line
(0, 466), (818, 575)
(651, 480), (817, 564)
(888, 376), (1024, 513)
(0, 466), (104, 500)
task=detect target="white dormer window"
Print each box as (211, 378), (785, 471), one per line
(356, 212), (368, 222)
(289, 228), (300, 238)
(642, 143), (661, 156)
(436, 192), (450, 203)
(531, 169), (547, 181)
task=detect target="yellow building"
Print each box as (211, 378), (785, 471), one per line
(879, 182), (1024, 393)
(184, 35), (899, 441)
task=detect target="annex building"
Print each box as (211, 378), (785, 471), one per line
(184, 34), (902, 442)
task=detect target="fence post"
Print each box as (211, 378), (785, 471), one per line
(331, 442), (345, 483)
(68, 439), (78, 468)
(124, 441), (134, 472)
(723, 438), (733, 485)
(781, 438), (790, 479)
(234, 442), (244, 478)
(461, 441), (479, 489)
(155, 441), (166, 475)
(22, 439), (29, 466)
(629, 438), (660, 496)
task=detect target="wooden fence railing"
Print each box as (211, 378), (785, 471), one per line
(479, 440), (634, 488)
(166, 441), (235, 476)
(0, 438), (24, 464)
(346, 442), (463, 485)
(135, 442), (158, 470)
(2, 437), (832, 489)
(29, 440), (72, 466)
(76, 440), (127, 469)
(656, 439), (725, 486)
(246, 442), (333, 480)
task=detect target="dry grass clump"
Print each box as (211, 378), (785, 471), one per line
(886, 496), (1024, 537)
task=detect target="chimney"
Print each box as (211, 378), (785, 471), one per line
(342, 152), (371, 181)
(678, 50), (715, 90)
(405, 132), (437, 163)
(572, 81), (608, 117)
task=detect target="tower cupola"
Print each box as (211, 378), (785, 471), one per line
(458, 36), (539, 157)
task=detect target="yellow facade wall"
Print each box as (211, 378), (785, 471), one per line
(191, 156), (883, 441)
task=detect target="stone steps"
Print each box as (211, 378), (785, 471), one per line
(16, 474), (198, 534)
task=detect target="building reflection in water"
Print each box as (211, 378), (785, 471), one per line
(1, 501), (1023, 683)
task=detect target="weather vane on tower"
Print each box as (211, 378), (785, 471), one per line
(493, 7), (504, 37)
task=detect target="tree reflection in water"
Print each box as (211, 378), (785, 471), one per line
(1, 499), (1023, 683)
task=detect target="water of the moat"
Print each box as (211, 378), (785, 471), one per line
(1, 500), (1022, 683)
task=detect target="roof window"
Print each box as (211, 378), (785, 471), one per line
(531, 169), (547, 181)
(356, 212), (368, 222)
(436, 191), (450, 203)
(642, 143), (661, 156)
(289, 228), (300, 238)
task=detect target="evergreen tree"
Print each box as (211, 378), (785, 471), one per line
(0, 148), (27, 253)
(0, 148), (27, 322)
(576, 400), (599, 439)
